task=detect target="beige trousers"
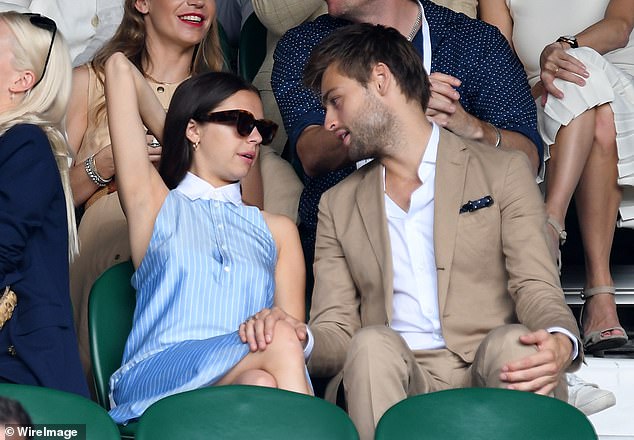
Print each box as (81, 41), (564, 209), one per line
(339, 324), (567, 440)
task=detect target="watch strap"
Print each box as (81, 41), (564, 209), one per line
(557, 35), (578, 49)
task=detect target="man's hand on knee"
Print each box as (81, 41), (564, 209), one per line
(499, 329), (573, 395)
(238, 306), (307, 352)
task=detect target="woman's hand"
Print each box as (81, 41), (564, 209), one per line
(539, 42), (589, 101)
(239, 306), (308, 352)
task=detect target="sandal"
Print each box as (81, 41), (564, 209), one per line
(580, 286), (628, 354)
(546, 217), (567, 275)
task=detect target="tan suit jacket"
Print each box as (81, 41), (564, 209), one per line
(308, 128), (581, 379)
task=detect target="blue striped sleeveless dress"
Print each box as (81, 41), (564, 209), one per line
(108, 174), (276, 423)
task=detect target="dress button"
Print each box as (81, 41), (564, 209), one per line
(217, 224), (224, 229)
(8, 345), (16, 356)
(224, 266), (230, 272)
(91, 14), (99, 28)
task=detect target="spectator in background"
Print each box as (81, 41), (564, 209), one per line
(272, 0), (541, 293)
(0, 0), (124, 67)
(431, 0), (477, 17)
(216, 0), (253, 48)
(0, 11), (88, 397)
(479, 0), (632, 355)
(0, 396), (32, 438)
(249, 0), (327, 224)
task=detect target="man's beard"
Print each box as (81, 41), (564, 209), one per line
(346, 90), (396, 162)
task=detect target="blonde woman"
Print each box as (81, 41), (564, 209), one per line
(0, 11), (87, 396)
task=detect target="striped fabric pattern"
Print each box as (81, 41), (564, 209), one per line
(108, 189), (276, 423)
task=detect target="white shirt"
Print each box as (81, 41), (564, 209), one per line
(386, 124), (444, 350)
(307, 122), (577, 359)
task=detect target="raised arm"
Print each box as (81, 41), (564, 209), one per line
(103, 52), (168, 267)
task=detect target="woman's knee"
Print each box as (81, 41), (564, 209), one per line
(265, 319), (304, 359)
(232, 369), (277, 387)
(593, 104), (617, 156)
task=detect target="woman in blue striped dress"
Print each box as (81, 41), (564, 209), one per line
(103, 53), (312, 424)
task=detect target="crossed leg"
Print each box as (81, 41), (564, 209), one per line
(217, 320), (312, 394)
(544, 103), (624, 341)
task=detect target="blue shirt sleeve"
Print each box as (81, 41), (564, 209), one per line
(272, 16), (346, 166)
(423, 1), (542, 163)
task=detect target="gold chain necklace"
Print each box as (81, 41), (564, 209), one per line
(143, 72), (190, 94)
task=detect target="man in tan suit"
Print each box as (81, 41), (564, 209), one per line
(298, 23), (582, 440)
(239, 22), (583, 440)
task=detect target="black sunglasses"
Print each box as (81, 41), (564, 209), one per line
(196, 109), (278, 145)
(23, 13), (57, 89)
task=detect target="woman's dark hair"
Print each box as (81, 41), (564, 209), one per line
(0, 396), (32, 425)
(159, 72), (260, 189)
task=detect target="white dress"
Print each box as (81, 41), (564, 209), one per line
(507, 0), (634, 228)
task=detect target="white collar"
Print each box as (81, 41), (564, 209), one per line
(175, 172), (242, 206)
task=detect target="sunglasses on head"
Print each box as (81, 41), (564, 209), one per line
(22, 13), (57, 89)
(196, 109), (278, 145)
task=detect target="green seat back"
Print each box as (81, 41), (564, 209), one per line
(88, 261), (138, 439)
(88, 260), (136, 410)
(238, 13), (267, 82)
(0, 383), (120, 440)
(375, 388), (597, 440)
(136, 385), (359, 440)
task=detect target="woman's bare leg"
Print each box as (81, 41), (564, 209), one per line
(217, 320), (311, 394)
(573, 104), (624, 338)
(544, 109), (596, 260)
(230, 369), (277, 387)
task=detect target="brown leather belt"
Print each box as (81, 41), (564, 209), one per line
(84, 179), (118, 210)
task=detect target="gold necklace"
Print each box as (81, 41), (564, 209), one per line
(407, 6), (423, 41)
(144, 72), (189, 94)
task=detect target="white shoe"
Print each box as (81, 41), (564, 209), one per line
(567, 373), (616, 416)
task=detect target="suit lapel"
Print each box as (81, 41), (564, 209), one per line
(356, 163), (394, 319)
(434, 129), (468, 315)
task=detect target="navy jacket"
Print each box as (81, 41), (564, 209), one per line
(0, 124), (88, 397)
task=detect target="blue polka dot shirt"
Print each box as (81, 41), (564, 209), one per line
(272, 0), (541, 258)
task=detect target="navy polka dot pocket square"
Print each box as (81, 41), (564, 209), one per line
(459, 195), (494, 214)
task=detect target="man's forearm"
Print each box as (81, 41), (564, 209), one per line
(460, 115), (539, 175)
(297, 125), (354, 177)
